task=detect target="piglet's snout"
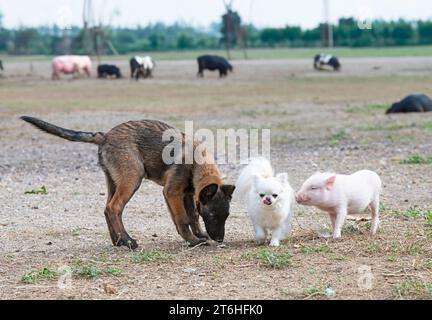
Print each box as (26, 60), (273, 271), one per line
(295, 193), (305, 203)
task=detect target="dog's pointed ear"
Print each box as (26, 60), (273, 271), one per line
(276, 173), (288, 184)
(221, 184), (235, 198)
(199, 184), (218, 204)
(252, 174), (261, 188)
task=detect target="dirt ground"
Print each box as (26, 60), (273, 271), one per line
(0, 57), (432, 300)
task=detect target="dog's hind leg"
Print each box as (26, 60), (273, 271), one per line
(102, 153), (144, 250)
(105, 174), (143, 249)
(103, 171), (117, 241)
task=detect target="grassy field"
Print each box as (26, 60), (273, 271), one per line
(1, 45), (432, 63)
(0, 56), (432, 300)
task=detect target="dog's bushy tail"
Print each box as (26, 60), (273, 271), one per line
(233, 157), (274, 202)
(20, 116), (105, 145)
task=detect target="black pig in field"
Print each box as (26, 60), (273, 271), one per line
(197, 55), (233, 78)
(97, 64), (122, 79)
(386, 94), (432, 114)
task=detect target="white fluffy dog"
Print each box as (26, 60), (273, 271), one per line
(234, 158), (295, 246)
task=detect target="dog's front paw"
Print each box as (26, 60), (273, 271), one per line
(269, 240), (280, 247)
(188, 237), (208, 247)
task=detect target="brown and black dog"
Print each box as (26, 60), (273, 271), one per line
(21, 117), (235, 249)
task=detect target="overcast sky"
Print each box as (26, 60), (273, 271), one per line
(1, 0), (431, 29)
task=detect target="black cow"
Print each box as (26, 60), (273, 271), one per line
(129, 56), (155, 80)
(386, 94), (432, 114)
(97, 64), (122, 79)
(0, 60), (3, 71)
(197, 55), (233, 78)
(314, 54), (341, 71)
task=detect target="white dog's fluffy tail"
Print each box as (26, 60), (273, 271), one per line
(233, 157), (274, 202)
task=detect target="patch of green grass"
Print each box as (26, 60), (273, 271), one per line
(405, 208), (427, 218)
(71, 228), (82, 236)
(300, 245), (333, 254)
(386, 254), (398, 262)
(331, 254), (347, 261)
(427, 212), (432, 226)
(407, 243), (425, 255)
(420, 122), (432, 130)
(131, 250), (172, 263)
(345, 104), (389, 114)
(361, 123), (417, 132)
(105, 267), (124, 277)
(395, 280), (432, 298)
(367, 243), (380, 254)
(24, 186), (47, 195)
(256, 248), (291, 268)
(302, 287), (326, 298)
(6, 46), (432, 63)
(400, 155), (432, 165)
(71, 260), (123, 279)
(396, 207), (432, 222)
(22, 268), (58, 283)
(342, 223), (367, 235)
(72, 262), (102, 279)
(239, 110), (258, 117)
(329, 129), (348, 145)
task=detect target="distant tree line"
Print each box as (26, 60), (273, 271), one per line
(1, 12), (432, 55)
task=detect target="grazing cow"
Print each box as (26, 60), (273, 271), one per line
(0, 60), (3, 71)
(197, 55), (233, 78)
(97, 64), (122, 79)
(314, 53), (341, 71)
(386, 94), (432, 114)
(130, 56), (155, 80)
(52, 55), (92, 80)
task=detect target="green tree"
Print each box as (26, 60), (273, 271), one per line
(391, 20), (414, 45)
(177, 33), (194, 49)
(418, 21), (432, 44)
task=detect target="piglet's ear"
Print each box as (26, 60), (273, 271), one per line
(199, 184), (218, 204)
(326, 176), (336, 189)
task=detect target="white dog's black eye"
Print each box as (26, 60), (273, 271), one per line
(272, 194), (278, 198)
(259, 194), (265, 198)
